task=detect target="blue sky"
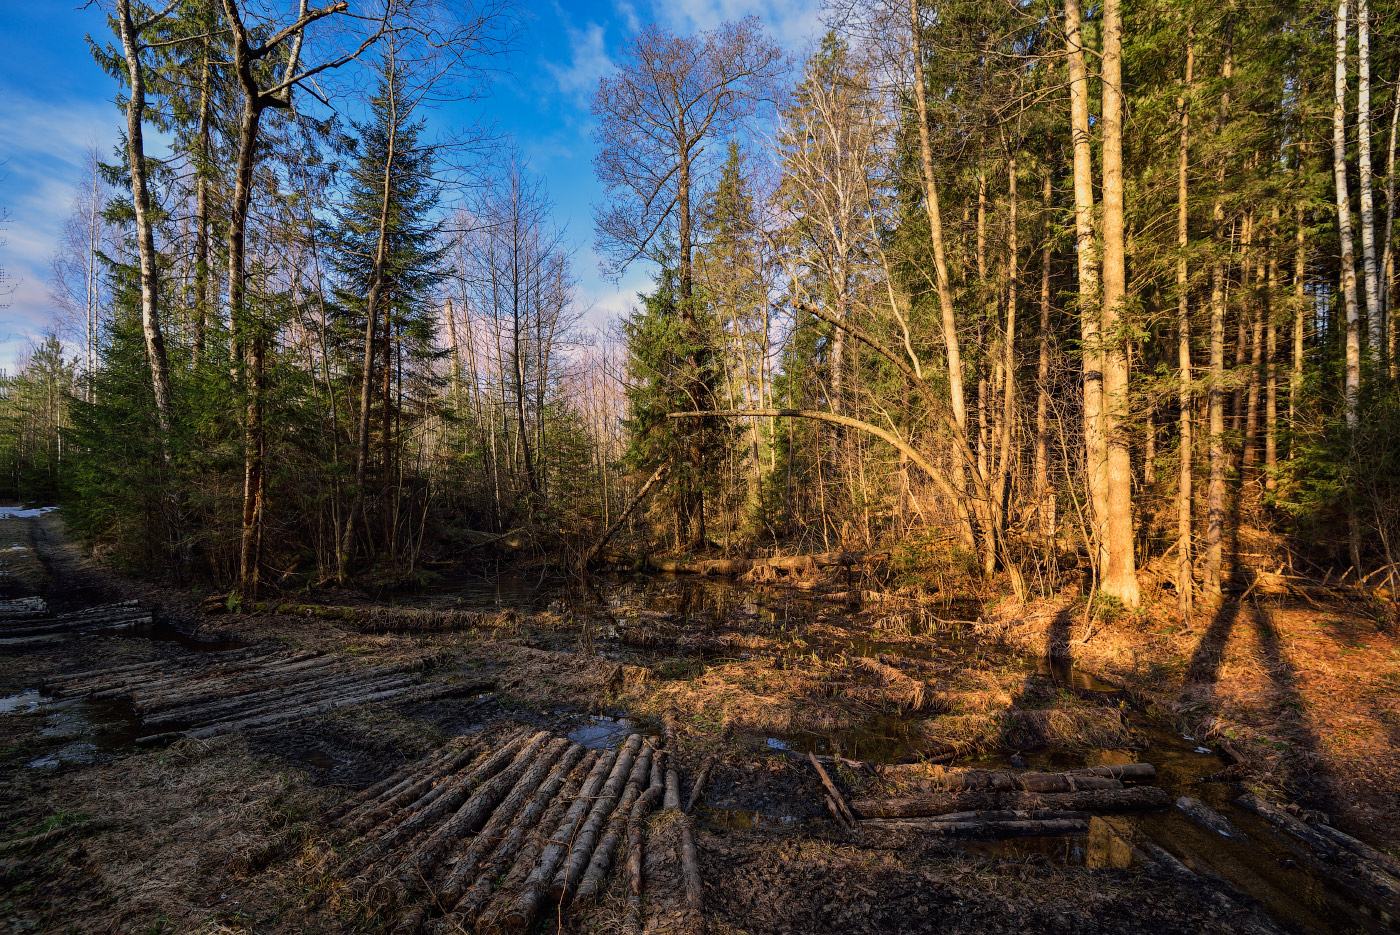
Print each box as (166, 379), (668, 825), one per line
(0, 0), (825, 371)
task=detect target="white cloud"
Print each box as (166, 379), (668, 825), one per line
(0, 92), (120, 370)
(546, 20), (614, 101)
(645, 0), (826, 50)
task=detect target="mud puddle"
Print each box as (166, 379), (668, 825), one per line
(10, 694), (146, 769)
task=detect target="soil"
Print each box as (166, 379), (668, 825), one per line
(1, 512), (1395, 934)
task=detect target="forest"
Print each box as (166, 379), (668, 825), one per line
(1, 0), (1400, 933)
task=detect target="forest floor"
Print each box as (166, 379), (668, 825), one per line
(1, 513), (1397, 934)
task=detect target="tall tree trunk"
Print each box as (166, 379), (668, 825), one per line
(115, 0), (177, 461)
(1333, 0), (1365, 572)
(192, 29), (212, 367)
(1265, 206), (1279, 491)
(1335, 0), (1363, 429)
(1291, 203), (1306, 451)
(1036, 173), (1055, 545)
(1066, 0), (1109, 579)
(1205, 22), (1234, 597)
(1098, 0), (1139, 607)
(338, 69), (397, 580)
(1382, 69), (1399, 377)
(1176, 27), (1195, 618)
(908, 0), (975, 552)
(1357, 0), (1383, 363)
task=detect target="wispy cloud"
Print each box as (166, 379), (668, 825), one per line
(645, 0), (826, 50)
(0, 91), (119, 367)
(546, 20), (614, 102)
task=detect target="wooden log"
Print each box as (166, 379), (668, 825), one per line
(183, 677), (493, 741)
(340, 729), (533, 877)
(343, 735), (506, 835)
(1175, 796), (1245, 839)
(852, 786), (1170, 819)
(343, 727), (529, 867)
(679, 810), (701, 914)
(144, 671), (411, 728)
(623, 779), (665, 935)
(414, 741), (588, 930)
(327, 740), (475, 826)
(663, 714), (682, 810)
(1311, 822), (1400, 881)
(381, 734), (565, 905)
(551, 736), (646, 903)
(444, 749), (599, 929)
(901, 766), (1135, 794)
(573, 742), (655, 905)
(579, 461), (670, 570)
(498, 738), (637, 931)
(919, 808), (1092, 822)
(684, 755), (714, 815)
(809, 752), (857, 829)
(474, 748), (620, 933)
(861, 817), (1090, 838)
(1234, 794), (1340, 855)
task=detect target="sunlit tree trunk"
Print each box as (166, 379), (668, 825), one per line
(1099, 0), (1139, 607)
(1176, 28), (1195, 617)
(1205, 22), (1234, 597)
(1066, 0), (1108, 577)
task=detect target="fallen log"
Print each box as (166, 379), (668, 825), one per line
(861, 817), (1090, 838)
(327, 739), (475, 826)
(684, 755), (714, 815)
(663, 713), (682, 809)
(182, 677), (493, 741)
(478, 747), (621, 932)
(623, 777), (665, 935)
(444, 749), (600, 929)
(383, 734), (566, 904)
(1176, 796), (1245, 839)
(574, 741), (656, 905)
(852, 786), (1170, 819)
(342, 735), (503, 834)
(579, 461), (670, 570)
(340, 729), (532, 876)
(643, 550), (882, 577)
(416, 741), (589, 928)
(809, 752), (856, 829)
(552, 737), (649, 903)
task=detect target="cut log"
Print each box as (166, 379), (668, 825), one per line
(493, 741), (629, 932)
(861, 817), (1090, 838)
(340, 729), (533, 878)
(1311, 822), (1400, 881)
(384, 733), (563, 898)
(919, 808), (1092, 823)
(327, 740), (473, 826)
(445, 748), (599, 928)
(416, 741), (588, 929)
(663, 714), (682, 810)
(182, 677), (493, 741)
(623, 779), (665, 935)
(852, 786), (1170, 819)
(475, 747), (620, 932)
(342, 736), (502, 835)
(1176, 796), (1245, 839)
(684, 755), (714, 814)
(574, 742), (655, 905)
(551, 736), (648, 903)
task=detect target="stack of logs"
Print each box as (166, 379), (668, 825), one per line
(326, 722), (702, 935)
(818, 762), (1167, 838)
(0, 599), (154, 644)
(41, 647), (490, 745)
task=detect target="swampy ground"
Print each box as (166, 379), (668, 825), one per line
(2, 510), (1398, 934)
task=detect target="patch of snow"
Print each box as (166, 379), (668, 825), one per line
(0, 505), (57, 518)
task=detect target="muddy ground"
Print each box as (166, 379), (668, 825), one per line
(2, 512), (1396, 934)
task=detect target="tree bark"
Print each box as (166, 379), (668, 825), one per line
(1098, 0), (1139, 607)
(1357, 0), (1382, 362)
(1204, 22), (1234, 597)
(1176, 28), (1195, 618)
(1334, 0), (1363, 429)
